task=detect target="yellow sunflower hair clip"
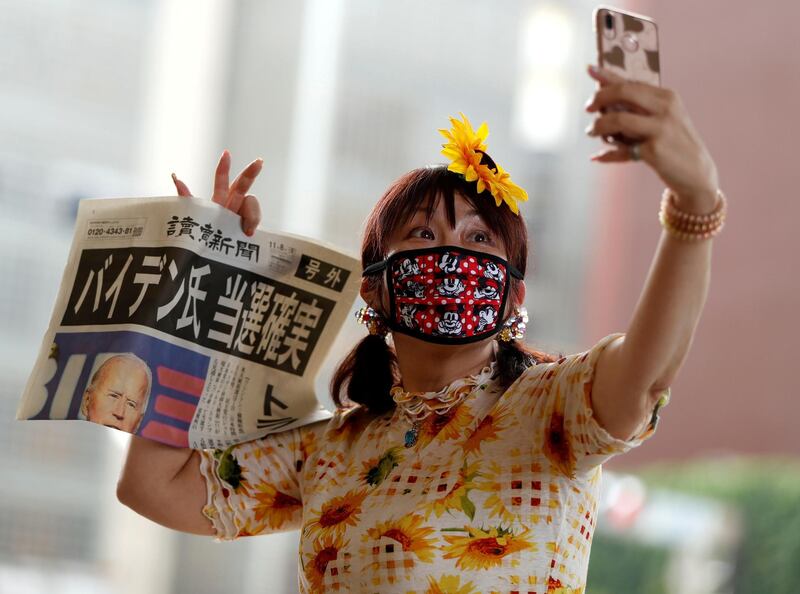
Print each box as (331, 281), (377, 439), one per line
(439, 112), (528, 215)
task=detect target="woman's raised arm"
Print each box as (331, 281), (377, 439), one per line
(117, 151), (265, 534)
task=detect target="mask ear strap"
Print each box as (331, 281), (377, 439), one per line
(360, 260), (393, 329)
(508, 263), (524, 280)
(362, 260), (387, 276)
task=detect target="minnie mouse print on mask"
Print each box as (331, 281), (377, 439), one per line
(362, 245), (523, 345)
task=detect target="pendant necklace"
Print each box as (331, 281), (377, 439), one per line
(391, 369), (491, 449)
(398, 396), (468, 448)
(404, 421), (420, 448)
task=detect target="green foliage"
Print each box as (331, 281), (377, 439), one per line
(641, 457), (800, 593)
(587, 534), (669, 594)
(587, 457), (800, 594)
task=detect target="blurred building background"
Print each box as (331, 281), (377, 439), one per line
(0, 0), (797, 593)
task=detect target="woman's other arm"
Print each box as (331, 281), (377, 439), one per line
(117, 437), (213, 534)
(117, 151), (264, 533)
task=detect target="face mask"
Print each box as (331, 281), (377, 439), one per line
(362, 245), (523, 344)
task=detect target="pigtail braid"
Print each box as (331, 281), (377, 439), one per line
(495, 339), (561, 390)
(330, 334), (399, 414)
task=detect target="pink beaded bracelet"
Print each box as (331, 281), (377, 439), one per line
(659, 187), (727, 241)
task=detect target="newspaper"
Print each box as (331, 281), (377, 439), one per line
(17, 196), (361, 449)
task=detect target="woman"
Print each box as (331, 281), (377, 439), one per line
(117, 64), (725, 593)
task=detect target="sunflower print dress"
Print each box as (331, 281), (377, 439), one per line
(198, 333), (668, 593)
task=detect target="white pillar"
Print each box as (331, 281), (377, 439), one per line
(135, 0), (235, 197)
(105, 2), (235, 594)
(282, 0), (346, 238)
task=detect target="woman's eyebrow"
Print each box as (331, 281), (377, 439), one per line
(406, 206), (482, 225)
(405, 207), (436, 224)
(411, 205), (481, 216)
(458, 209), (484, 223)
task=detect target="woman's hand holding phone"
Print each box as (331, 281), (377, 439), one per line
(582, 63), (719, 210)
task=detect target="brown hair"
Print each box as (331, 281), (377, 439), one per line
(330, 165), (559, 413)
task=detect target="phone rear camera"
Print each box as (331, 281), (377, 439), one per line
(605, 13), (613, 29)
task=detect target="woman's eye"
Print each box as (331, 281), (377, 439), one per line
(410, 227), (435, 240)
(470, 230), (492, 243)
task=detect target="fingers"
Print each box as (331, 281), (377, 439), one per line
(172, 173), (193, 197)
(588, 63), (630, 84)
(239, 194), (262, 236)
(174, 151), (264, 236)
(586, 64), (669, 116)
(586, 81), (671, 117)
(212, 150), (231, 206)
(590, 143), (642, 163)
(226, 158), (264, 213)
(586, 111), (657, 143)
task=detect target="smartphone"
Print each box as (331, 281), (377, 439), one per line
(592, 5), (661, 145)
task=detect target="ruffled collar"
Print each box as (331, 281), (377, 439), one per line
(390, 361), (497, 412)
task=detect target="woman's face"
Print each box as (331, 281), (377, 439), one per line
(363, 191), (523, 319)
(386, 192), (508, 260)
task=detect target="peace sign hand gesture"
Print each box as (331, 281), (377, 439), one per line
(171, 150), (264, 236)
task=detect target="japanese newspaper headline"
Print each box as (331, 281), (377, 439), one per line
(17, 196), (361, 449)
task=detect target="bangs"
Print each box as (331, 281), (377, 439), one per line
(370, 166), (525, 272)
